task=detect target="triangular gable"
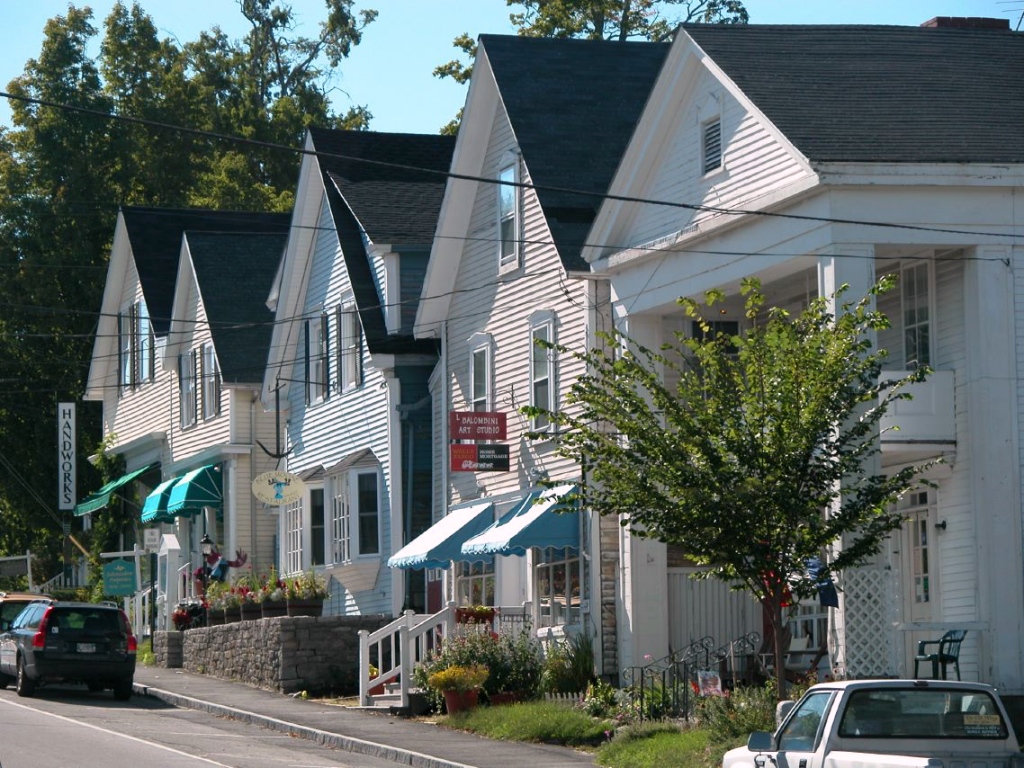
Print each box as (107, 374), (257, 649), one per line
(84, 211), (134, 401)
(585, 26), (817, 269)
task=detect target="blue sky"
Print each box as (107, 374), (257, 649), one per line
(0, 0), (1017, 135)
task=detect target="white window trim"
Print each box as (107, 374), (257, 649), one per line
(306, 311), (329, 404)
(329, 473), (352, 565)
(701, 118), (723, 176)
(533, 546), (581, 628)
(528, 310), (557, 433)
(354, 469), (381, 558)
(137, 301), (153, 385)
(497, 150), (521, 272)
(201, 341), (221, 421)
(900, 259), (934, 369)
(697, 92), (724, 178)
(179, 348), (197, 429)
(337, 302), (363, 393)
(284, 497), (303, 575)
(468, 332), (494, 412)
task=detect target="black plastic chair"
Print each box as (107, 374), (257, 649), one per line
(914, 630), (967, 680)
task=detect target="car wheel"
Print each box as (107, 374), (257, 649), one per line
(113, 679), (133, 701)
(15, 657), (35, 698)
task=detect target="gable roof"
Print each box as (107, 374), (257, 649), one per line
(682, 23), (1024, 164)
(307, 128), (454, 355)
(480, 34), (669, 271)
(309, 127), (455, 246)
(184, 232), (287, 385)
(121, 207), (290, 335)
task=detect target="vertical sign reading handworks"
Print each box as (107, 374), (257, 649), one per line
(57, 402), (76, 510)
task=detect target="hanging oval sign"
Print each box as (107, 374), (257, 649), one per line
(252, 471), (305, 506)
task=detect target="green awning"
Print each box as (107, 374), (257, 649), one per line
(140, 477), (183, 524)
(166, 464), (222, 517)
(74, 464), (156, 517)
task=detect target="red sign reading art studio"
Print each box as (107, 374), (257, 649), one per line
(449, 411), (507, 441)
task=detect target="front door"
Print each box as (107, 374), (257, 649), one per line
(896, 489), (939, 674)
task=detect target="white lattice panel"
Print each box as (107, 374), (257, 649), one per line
(838, 567), (894, 678)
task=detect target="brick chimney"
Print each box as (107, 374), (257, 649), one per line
(921, 16), (1010, 29)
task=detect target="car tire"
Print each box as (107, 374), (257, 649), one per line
(15, 657), (35, 698)
(113, 679), (133, 701)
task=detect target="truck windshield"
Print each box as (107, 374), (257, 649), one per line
(838, 688), (1008, 739)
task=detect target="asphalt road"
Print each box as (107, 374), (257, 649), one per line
(0, 684), (400, 768)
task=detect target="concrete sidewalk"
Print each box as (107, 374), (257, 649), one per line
(133, 665), (596, 768)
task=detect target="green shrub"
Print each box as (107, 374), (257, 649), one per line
(694, 681), (778, 741)
(542, 632), (595, 693)
(414, 628), (544, 710)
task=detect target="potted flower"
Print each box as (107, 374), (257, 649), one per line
(455, 604), (496, 625)
(285, 571), (328, 616)
(257, 567), (288, 618)
(427, 664), (489, 714)
(233, 575), (260, 621)
(204, 581), (227, 625)
(171, 605), (193, 631)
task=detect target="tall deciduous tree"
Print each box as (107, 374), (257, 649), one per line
(0, 0), (375, 579)
(524, 278), (932, 695)
(435, 0), (746, 133)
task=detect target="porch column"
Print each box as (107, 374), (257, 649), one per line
(965, 246), (1022, 690)
(615, 312), (669, 671)
(817, 246), (881, 678)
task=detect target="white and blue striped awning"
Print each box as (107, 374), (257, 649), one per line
(460, 484), (578, 558)
(388, 501), (496, 570)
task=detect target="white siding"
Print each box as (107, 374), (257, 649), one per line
(667, 568), (761, 653)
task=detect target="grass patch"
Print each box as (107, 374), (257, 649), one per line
(597, 725), (708, 768)
(137, 639), (155, 666)
(446, 701), (612, 747)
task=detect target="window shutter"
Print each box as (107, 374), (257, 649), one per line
(117, 312), (125, 395)
(304, 319), (311, 405)
(321, 311), (330, 400)
(355, 313), (363, 387)
(191, 349), (199, 424)
(178, 352), (185, 427)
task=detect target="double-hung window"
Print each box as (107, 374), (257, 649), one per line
(468, 333), (493, 412)
(497, 154), (520, 269)
(529, 312), (557, 431)
(201, 342), (221, 420)
(336, 303), (362, 392)
(285, 497), (303, 575)
(535, 546), (580, 626)
(310, 486), (325, 567)
(179, 348), (197, 429)
(118, 301), (154, 393)
(328, 468), (380, 562)
(356, 471), (380, 556)
(305, 311), (329, 404)
(902, 262), (931, 368)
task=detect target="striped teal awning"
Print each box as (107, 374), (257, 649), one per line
(166, 465), (222, 517)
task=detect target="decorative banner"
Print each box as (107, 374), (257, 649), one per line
(449, 411), (507, 441)
(57, 402), (76, 510)
(450, 444), (510, 472)
(252, 471), (306, 506)
(103, 558), (137, 596)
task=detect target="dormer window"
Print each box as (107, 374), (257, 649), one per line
(497, 152), (520, 270)
(702, 118), (722, 175)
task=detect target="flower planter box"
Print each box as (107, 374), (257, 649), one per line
(455, 607), (495, 624)
(224, 606), (241, 623)
(261, 600), (287, 618)
(206, 609), (226, 626)
(286, 599), (324, 617)
(240, 602), (261, 621)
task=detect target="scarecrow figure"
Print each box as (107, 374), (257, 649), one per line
(193, 538), (247, 595)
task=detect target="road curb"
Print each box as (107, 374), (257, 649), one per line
(133, 682), (476, 768)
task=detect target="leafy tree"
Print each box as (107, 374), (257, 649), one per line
(0, 1), (375, 574)
(434, 1), (746, 133)
(524, 278), (932, 695)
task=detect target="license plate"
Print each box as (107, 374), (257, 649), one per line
(77, 642), (96, 653)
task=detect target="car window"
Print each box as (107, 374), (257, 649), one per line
(778, 690), (834, 751)
(13, 604), (43, 630)
(838, 688), (1009, 739)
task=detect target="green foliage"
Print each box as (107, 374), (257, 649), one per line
(694, 682), (778, 741)
(510, 0), (748, 42)
(525, 278), (935, 690)
(597, 725), (708, 768)
(448, 700), (612, 747)
(414, 628), (544, 710)
(578, 678), (621, 716)
(542, 631), (596, 693)
(137, 638), (155, 666)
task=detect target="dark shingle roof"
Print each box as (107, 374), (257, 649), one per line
(682, 23), (1024, 164)
(121, 207), (290, 335)
(308, 128), (455, 245)
(185, 232), (287, 385)
(480, 34), (669, 271)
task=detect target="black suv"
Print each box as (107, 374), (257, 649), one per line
(0, 601), (137, 700)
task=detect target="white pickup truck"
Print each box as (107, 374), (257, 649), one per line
(723, 679), (1023, 768)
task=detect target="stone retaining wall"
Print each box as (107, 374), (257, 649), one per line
(158, 614), (387, 695)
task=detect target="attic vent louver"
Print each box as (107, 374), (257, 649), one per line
(703, 119), (722, 174)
